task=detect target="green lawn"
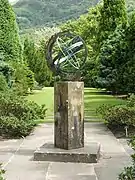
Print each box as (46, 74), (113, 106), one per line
(84, 88), (126, 121)
(27, 87), (54, 117)
(27, 87), (126, 122)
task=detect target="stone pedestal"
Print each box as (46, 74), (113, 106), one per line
(34, 82), (101, 163)
(54, 81), (84, 150)
(34, 142), (100, 163)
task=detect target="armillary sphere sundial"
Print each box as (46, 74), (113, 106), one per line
(46, 31), (87, 80)
(34, 31), (100, 163)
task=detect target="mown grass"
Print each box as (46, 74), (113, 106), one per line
(27, 87), (54, 117)
(27, 87), (126, 122)
(84, 88), (126, 121)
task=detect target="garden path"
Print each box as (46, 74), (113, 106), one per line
(0, 122), (133, 180)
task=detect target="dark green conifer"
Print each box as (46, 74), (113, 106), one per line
(0, 0), (22, 61)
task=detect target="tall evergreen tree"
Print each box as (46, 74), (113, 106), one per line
(0, 0), (22, 61)
(96, 0), (129, 93)
(23, 38), (53, 86)
(98, 0), (127, 43)
(96, 26), (128, 93)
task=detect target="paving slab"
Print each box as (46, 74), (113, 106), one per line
(0, 124), (51, 180)
(46, 162), (98, 180)
(118, 138), (134, 155)
(0, 139), (23, 164)
(46, 175), (97, 180)
(4, 158), (49, 180)
(0, 123), (133, 180)
(84, 123), (127, 155)
(95, 156), (131, 180)
(85, 123), (132, 180)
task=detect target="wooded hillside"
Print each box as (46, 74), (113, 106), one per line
(13, 0), (100, 29)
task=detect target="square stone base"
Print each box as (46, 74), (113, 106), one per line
(34, 142), (101, 163)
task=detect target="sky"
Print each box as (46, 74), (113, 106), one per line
(9, 0), (15, 2)
(9, 0), (19, 4)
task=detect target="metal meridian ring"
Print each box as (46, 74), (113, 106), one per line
(46, 31), (87, 75)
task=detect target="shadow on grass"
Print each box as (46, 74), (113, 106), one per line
(84, 95), (113, 99)
(84, 91), (112, 96)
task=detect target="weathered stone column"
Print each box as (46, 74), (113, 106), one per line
(54, 81), (84, 150)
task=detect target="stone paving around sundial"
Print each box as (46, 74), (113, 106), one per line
(0, 123), (133, 180)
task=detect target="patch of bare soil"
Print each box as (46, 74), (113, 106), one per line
(110, 126), (135, 139)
